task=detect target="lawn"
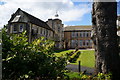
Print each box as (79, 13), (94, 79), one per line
(54, 49), (95, 68)
(54, 50), (74, 57)
(71, 50), (95, 68)
(65, 72), (82, 79)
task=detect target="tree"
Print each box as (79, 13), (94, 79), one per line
(92, 1), (120, 80)
(2, 29), (67, 80)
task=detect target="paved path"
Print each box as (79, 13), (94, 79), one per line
(66, 64), (95, 75)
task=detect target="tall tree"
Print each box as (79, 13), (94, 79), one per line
(92, 1), (120, 80)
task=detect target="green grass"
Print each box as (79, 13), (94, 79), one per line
(54, 49), (95, 68)
(71, 50), (95, 68)
(65, 72), (91, 79)
(65, 72), (81, 79)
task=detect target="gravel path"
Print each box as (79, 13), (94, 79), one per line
(66, 64), (95, 75)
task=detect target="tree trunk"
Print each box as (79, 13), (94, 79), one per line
(92, 1), (120, 80)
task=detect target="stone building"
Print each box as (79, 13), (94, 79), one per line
(7, 8), (54, 42)
(46, 14), (64, 49)
(64, 26), (93, 49)
(7, 8), (64, 49)
(7, 8), (95, 49)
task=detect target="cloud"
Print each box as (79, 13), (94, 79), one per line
(0, 0), (91, 28)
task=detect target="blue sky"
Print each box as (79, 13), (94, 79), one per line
(65, 2), (92, 26)
(64, 12), (92, 25)
(118, 1), (120, 14)
(0, 1), (6, 5)
(0, 0), (120, 27)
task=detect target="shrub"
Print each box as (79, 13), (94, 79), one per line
(2, 29), (67, 80)
(65, 72), (112, 80)
(69, 51), (81, 63)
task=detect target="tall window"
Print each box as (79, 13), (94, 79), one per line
(13, 24), (17, 33)
(79, 40), (83, 47)
(71, 40), (75, 48)
(75, 40), (78, 47)
(42, 28), (44, 35)
(72, 32), (75, 37)
(81, 32), (83, 37)
(80, 32), (82, 37)
(44, 29), (46, 35)
(86, 40), (89, 46)
(86, 32), (89, 37)
(58, 24), (60, 32)
(83, 40), (85, 46)
(19, 24), (23, 32)
(89, 32), (91, 37)
(83, 32), (85, 37)
(76, 32), (78, 37)
(40, 28), (42, 34)
(46, 30), (48, 36)
(90, 40), (93, 47)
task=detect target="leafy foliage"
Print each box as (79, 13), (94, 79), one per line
(65, 72), (111, 80)
(2, 29), (67, 79)
(69, 51), (81, 63)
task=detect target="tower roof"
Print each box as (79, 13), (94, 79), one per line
(55, 11), (59, 17)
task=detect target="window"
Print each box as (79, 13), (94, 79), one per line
(58, 24), (61, 32)
(13, 24), (17, 33)
(89, 32), (91, 37)
(72, 32), (75, 37)
(86, 40), (89, 46)
(71, 40), (75, 48)
(86, 32), (89, 37)
(46, 30), (48, 36)
(19, 24), (23, 32)
(80, 32), (82, 37)
(44, 29), (46, 35)
(79, 40), (83, 47)
(81, 32), (83, 37)
(83, 40), (85, 46)
(42, 28), (44, 34)
(76, 32), (78, 37)
(83, 32), (85, 37)
(90, 40), (93, 47)
(75, 40), (78, 46)
(40, 28), (42, 34)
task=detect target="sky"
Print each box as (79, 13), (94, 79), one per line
(0, 0), (120, 28)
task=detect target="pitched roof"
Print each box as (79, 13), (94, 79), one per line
(9, 8), (54, 31)
(64, 25), (92, 31)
